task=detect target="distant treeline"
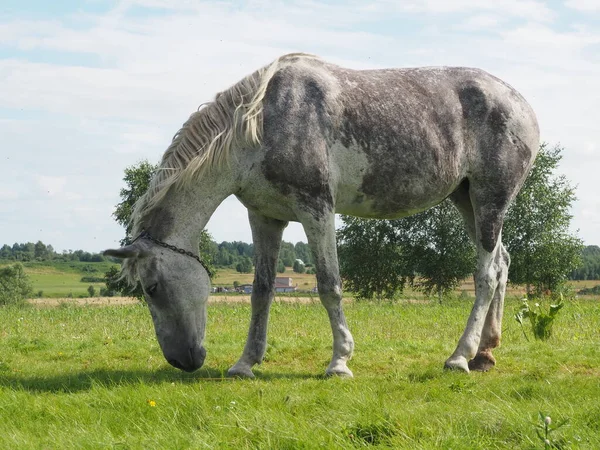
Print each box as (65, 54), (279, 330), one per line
(570, 245), (600, 280)
(208, 240), (313, 268)
(0, 242), (106, 262)
(4, 240), (598, 280)
(0, 239), (315, 269)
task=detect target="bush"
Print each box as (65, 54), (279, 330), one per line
(0, 263), (33, 306)
(81, 276), (104, 283)
(578, 285), (600, 296)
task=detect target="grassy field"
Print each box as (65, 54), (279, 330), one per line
(1, 296), (599, 448)
(1, 261), (116, 299)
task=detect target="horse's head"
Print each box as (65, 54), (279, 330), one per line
(104, 237), (210, 372)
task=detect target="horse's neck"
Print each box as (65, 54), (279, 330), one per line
(148, 165), (238, 249)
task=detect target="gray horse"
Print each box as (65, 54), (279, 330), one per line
(105, 53), (539, 377)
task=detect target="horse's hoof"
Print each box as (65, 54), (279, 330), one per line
(468, 352), (496, 372)
(227, 365), (255, 379)
(325, 364), (354, 378)
(444, 356), (470, 373)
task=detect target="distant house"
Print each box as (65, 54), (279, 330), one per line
(274, 277), (297, 293)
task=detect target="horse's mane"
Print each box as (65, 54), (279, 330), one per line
(130, 53), (320, 237)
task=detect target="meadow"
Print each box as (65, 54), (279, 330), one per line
(11, 258), (598, 300)
(1, 295), (599, 449)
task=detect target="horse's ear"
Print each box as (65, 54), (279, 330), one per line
(103, 244), (141, 259)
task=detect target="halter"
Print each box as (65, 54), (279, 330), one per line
(133, 230), (214, 278)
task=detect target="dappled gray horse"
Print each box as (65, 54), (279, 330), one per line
(105, 53), (539, 377)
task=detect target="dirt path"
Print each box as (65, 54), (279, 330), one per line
(27, 295), (328, 307)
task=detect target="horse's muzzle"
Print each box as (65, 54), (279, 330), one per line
(167, 346), (206, 372)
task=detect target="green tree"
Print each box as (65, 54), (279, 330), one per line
(113, 160), (157, 245)
(338, 143), (582, 300)
(338, 201), (476, 301)
(279, 242), (296, 267)
(103, 266), (125, 297)
(293, 259), (306, 274)
(0, 263), (33, 306)
(503, 144), (583, 294)
(294, 242), (313, 266)
(337, 218), (412, 300)
(236, 256), (253, 273)
(87, 285), (96, 298)
(277, 259), (286, 273)
(570, 245), (600, 280)
(403, 201), (476, 302)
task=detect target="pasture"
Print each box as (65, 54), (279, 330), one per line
(1, 296), (599, 448)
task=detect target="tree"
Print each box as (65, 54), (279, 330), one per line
(570, 245), (600, 280)
(279, 242), (296, 267)
(87, 285), (96, 298)
(294, 242), (314, 266)
(337, 217), (412, 300)
(503, 144), (583, 294)
(293, 259), (306, 274)
(338, 202), (476, 301)
(107, 160), (217, 298)
(113, 160), (157, 244)
(34, 241), (48, 260)
(402, 201), (476, 302)
(236, 256), (253, 273)
(0, 263), (33, 306)
(277, 259), (286, 273)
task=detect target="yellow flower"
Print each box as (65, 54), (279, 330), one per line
(147, 400), (156, 407)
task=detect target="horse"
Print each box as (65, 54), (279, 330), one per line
(104, 53), (539, 377)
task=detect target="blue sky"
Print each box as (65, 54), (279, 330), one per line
(1, 0), (599, 252)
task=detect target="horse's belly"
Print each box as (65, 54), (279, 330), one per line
(332, 142), (461, 219)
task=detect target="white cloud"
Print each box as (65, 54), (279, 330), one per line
(565, 0), (600, 11)
(455, 14), (504, 31)
(1, 0), (599, 251)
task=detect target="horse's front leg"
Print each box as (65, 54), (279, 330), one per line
(227, 212), (287, 378)
(302, 212), (354, 377)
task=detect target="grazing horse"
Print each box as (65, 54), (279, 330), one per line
(105, 53), (539, 377)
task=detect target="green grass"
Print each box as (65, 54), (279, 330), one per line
(1, 297), (599, 448)
(0, 260), (117, 298)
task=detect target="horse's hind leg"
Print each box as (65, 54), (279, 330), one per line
(468, 244), (509, 372)
(301, 211), (354, 377)
(445, 182), (510, 372)
(228, 211), (287, 378)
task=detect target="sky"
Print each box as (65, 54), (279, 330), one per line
(1, 0), (599, 253)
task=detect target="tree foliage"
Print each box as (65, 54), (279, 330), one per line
(235, 256), (253, 273)
(503, 144), (583, 294)
(337, 218), (412, 300)
(338, 201), (475, 301)
(293, 259), (306, 274)
(338, 143), (582, 300)
(0, 263), (33, 306)
(570, 245), (600, 280)
(404, 201), (476, 302)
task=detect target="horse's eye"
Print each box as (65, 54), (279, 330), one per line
(145, 283), (158, 296)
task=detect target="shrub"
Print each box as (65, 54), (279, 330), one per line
(80, 276), (105, 283)
(0, 263), (33, 306)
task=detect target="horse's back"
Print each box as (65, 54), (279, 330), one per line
(258, 56), (539, 219)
